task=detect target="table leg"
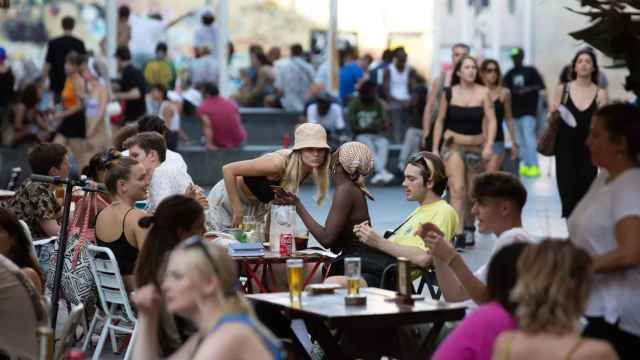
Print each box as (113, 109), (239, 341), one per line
(303, 318), (348, 360)
(244, 262), (269, 293)
(303, 261), (322, 288)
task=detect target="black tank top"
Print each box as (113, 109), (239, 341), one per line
(558, 87), (598, 146)
(95, 208), (139, 276)
(494, 98), (505, 142)
(444, 88), (484, 135)
(243, 176), (279, 203)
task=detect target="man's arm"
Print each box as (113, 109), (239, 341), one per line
(356, 224), (432, 267)
(114, 87), (141, 101)
(424, 232), (489, 303)
(200, 114), (217, 149)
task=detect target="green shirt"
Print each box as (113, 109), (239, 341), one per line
(347, 98), (386, 135)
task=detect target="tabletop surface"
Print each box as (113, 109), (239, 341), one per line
(248, 287), (466, 321)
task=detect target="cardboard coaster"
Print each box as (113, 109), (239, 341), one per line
(345, 295), (367, 306)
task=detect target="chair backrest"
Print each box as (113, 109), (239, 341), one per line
(86, 245), (136, 322)
(0, 254), (49, 359)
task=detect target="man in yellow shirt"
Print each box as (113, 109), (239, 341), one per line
(354, 151), (459, 285)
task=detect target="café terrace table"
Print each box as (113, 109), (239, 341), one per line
(248, 287), (466, 360)
(232, 251), (333, 294)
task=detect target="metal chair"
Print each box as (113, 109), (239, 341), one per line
(83, 245), (137, 360)
(380, 264), (442, 300)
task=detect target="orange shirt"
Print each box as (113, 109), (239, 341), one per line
(61, 77), (80, 109)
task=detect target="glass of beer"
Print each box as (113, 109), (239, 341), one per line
(344, 257), (361, 296)
(287, 259), (303, 304)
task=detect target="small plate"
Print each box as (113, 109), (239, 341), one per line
(306, 283), (342, 294)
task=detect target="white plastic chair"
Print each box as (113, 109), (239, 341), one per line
(83, 245), (137, 360)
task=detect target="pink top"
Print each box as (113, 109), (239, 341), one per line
(433, 302), (516, 360)
(197, 96), (247, 148)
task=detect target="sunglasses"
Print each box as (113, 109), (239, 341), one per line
(182, 235), (220, 276)
(408, 152), (437, 181)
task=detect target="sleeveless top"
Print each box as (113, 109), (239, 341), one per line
(95, 208), (139, 276)
(85, 94), (101, 119)
(444, 88), (484, 136)
(557, 86), (598, 148)
(158, 101), (181, 131)
(198, 313), (282, 359)
(243, 176), (279, 203)
(389, 64), (410, 101)
(494, 97), (505, 142)
(58, 77), (86, 138)
(501, 334), (585, 360)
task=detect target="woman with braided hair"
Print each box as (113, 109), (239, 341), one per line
(275, 142), (383, 285)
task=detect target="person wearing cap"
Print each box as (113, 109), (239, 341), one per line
(207, 122), (330, 230)
(197, 82), (245, 150)
(193, 9), (218, 58)
(274, 141), (379, 285)
(503, 47), (546, 178)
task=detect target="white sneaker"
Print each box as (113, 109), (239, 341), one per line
(371, 172), (384, 184)
(380, 170), (394, 184)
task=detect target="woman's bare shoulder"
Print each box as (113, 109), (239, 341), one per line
(575, 339), (618, 360)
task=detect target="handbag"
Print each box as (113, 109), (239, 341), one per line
(46, 192), (108, 307)
(537, 84), (569, 156)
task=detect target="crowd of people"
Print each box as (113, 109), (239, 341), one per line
(0, 6), (639, 360)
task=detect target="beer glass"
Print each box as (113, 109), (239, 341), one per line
(287, 259), (303, 304)
(344, 257), (361, 296)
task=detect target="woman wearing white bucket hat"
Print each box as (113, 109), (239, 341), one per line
(207, 123), (331, 229)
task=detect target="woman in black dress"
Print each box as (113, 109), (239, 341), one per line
(551, 49), (607, 218)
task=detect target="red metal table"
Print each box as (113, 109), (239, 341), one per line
(233, 252), (333, 293)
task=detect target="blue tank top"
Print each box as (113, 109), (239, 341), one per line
(207, 313), (282, 359)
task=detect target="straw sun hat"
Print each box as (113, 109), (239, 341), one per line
(292, 123), (330, 151)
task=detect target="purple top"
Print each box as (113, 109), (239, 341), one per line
(433, 302), (516, 360)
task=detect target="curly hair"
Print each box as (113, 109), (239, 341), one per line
(511, 239), (593, 334)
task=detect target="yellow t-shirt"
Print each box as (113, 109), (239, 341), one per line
(390, 200), (459, 250)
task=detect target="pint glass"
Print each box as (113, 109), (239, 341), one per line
(287, 259), (303, 303)
(344, 257), (361, 296)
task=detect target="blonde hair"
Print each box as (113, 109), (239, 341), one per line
(273, 149), (330, 206)
(177, 242), (256, 319)
(511, 239), (593, 334)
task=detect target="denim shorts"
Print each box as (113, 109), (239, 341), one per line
(492, 142), (506, 156)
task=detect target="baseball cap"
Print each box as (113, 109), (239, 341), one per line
(200, 9), (215, 18)
(510, 47), (524, 57)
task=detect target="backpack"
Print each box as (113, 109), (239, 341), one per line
(46, 192), (108, 307)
